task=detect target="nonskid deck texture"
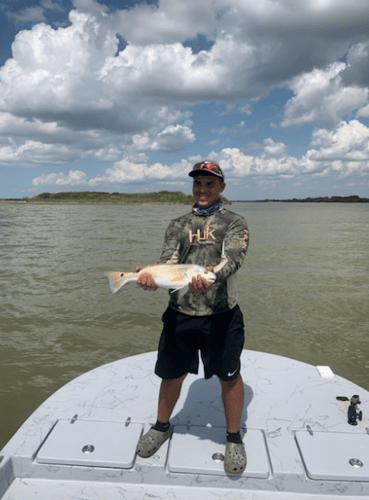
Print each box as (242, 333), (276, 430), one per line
(1, 350), (369, 499)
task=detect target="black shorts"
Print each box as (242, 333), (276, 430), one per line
(155, 305), (244, 382)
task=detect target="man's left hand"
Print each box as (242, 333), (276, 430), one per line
(189, 267), (214, 293)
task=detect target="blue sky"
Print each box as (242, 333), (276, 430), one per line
(1, 0), (369, 200)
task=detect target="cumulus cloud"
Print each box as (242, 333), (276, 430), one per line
(263, 138), (286, 157)
(281, 62), (369, 127)
(32, 170), (88, 186)
(132, 124), (195, 152)
(308, 120), (369, 164)
(0, 139), (77, 165)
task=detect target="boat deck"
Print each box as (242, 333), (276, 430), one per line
(1, 350), (369, 499)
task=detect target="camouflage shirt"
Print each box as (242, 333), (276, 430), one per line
(159, 207), (249, 316)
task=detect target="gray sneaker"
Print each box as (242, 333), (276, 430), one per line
(224, 441), (247, 474)
(136, 427), (171, 458)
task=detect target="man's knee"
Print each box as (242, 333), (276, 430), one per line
(219, 373), (242, 388)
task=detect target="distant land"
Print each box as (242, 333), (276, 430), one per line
(234, 195), (369, 203)
(0, 190), (231, 205)
(0, 192), (367, 204)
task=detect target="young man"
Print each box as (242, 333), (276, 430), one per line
(135, 160), (249, 474)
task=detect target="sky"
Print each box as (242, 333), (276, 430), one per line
(1, 0), (369, 200)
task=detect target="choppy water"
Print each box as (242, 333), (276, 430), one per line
(0, 202), (368, 448)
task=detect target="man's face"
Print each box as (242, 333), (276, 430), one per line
(192, 175), (225, 208)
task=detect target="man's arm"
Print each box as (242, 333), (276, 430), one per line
(213, 218), (249, 281)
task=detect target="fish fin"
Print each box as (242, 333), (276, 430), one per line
(106, 272), (136, 294)
(170, 284), (189, 297)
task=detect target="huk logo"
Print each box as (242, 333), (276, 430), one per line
(188, 226), (216, 244)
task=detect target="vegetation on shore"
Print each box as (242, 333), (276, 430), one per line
(247, 195), (369, 203)
(1, 190), (231, 205)
(1, 192), (367, 204)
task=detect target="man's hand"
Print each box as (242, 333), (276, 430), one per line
(189, 266), (214, 293)
(135, 267), (158, 290)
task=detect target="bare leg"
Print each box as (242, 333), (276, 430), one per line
(157, 374), (187, 423)
(136, 374), (187, 458)
(219, 374), (244, 433)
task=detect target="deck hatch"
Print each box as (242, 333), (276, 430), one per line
(168, 426), (270, 477)
(295, 430), (369, 481)
(36, 419), (142, 468)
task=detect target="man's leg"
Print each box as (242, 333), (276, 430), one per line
(219, 374), (244, 433)
(157, 374), (187, 423)
(136, 374), (187, 458)
(220, 374), (246, 474)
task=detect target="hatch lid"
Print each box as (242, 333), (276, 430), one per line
(36, 419), (142, 468)
(168, 425), (270, 477)
(295, 430), (369, 481)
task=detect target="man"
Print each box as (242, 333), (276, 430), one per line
(135, 160), (249, 475)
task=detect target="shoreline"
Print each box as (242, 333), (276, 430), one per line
(0, 193), (367, 204)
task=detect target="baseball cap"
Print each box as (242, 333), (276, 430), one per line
(188, 160), (224, 180)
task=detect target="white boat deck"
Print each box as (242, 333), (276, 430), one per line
(1, 349), (369, 499)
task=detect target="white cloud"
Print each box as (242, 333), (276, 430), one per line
(32, 170), (88, 186)
(113, 0), (219, 45)
(87, 158), (191, 185)
(263, 138), (286, 157)
(132, 124), (195, 152)
(281, 62), (369, 127)
(0, 139), (75, 165)
(308, 120), (369, 164)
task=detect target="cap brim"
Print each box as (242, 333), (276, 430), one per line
(189, 171), (223, 178)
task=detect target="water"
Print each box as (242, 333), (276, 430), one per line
(0, 202), (368, 448)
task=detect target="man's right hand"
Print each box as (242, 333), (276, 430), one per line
(135, 267), (158, 290)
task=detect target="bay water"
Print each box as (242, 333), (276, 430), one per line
(0, 202), (368, 449)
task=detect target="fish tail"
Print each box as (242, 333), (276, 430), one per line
(106, 272), (137, 294)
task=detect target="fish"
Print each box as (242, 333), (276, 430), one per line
(106, 264), (216, 296)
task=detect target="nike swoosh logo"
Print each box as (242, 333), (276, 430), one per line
(227, 369), (238, 377)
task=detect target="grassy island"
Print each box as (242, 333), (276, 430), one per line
(2, 190), (231, 205)
(247, 195), (369, 203)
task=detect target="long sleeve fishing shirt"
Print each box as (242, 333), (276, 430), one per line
(159, 207), (249, 316)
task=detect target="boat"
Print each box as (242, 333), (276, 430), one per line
(1, 349), (369, 499)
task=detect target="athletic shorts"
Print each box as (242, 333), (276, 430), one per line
(155, 305), (244, 382)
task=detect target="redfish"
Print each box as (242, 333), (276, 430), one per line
(106, 264), (216, 296)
